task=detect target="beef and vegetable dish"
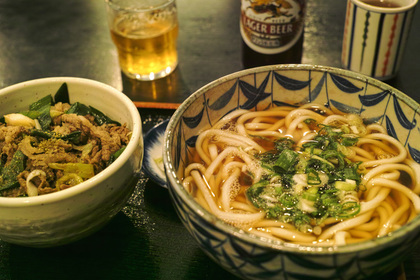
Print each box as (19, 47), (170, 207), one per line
(0, 83), (131, 197)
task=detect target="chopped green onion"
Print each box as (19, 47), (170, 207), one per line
(311, 155), (335, 168)
(341, 136), (359, 146)
(302, 191), (318, 201)
(274, 149), (298, 173)
(335, 180), (357, 191)
(337, 201), (360, 218)
(307, 169), (321, 185)
(279, 192), (298, 208)
(245, 121), (365, 233)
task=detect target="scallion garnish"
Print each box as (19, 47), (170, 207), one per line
(246, 122), (364, 233)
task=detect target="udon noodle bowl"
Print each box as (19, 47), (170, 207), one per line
(181, 104), (420, 246)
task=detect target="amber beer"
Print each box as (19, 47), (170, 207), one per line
(106, 0), (178, 81)
(240, 0), (306, 68)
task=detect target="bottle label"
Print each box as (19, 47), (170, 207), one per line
(240, 0), (306, 54)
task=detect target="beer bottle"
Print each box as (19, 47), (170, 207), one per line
(240, 0), (306, 68)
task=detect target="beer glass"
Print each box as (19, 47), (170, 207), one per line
(105, 0), (179, 81)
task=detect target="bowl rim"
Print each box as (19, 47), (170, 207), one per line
(0, 77), (142, 207)
(351, 0), (418, 14)
(164, 64), (420, 254)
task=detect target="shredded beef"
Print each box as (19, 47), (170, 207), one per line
(0, 108), (131, 197)
(0, 125), (31, 164)
(60, 114), (130, 171)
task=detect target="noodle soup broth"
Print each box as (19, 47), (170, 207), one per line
(182, 104), (420, 246)
(164, 65), (420, 280)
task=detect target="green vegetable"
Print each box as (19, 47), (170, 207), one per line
(301, 188), (318, 201)
(246, 180), (312, 231)
(274, 149), (299, 173)
(53, 82), (70, 104)
(20, 110), (42, 119)
(66, 102), (91, 116)
(30, 129), (82, 144)
(246, 180), (271, 209)
(341, 136), (359, 146)
(28, 95), (53, 130)
(307, 168), (321, 185)
(66, 103), (120, 126)
(338, 201), (361, 218)
(72, 143), (93, 158)
(49, 163), (95, 179)
(88, 106), (120, 126)
(107, 146), (126, 166)
(55, 173), (84, 190)
(0, 150), (26, 191)
(334, 180), (356, 191)
(274, 138), (295, 152)
(16, 83), (68, 129)
(246, 122), (364, 233)
(29, 95), (53, 112)
(2, 82), (120, 129)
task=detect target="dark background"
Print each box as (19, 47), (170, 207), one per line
(0, 1), (418, 105)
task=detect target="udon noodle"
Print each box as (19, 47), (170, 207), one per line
(182, 104), (420, 246)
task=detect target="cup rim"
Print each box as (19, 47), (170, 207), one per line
(351, 0), (418, 13)
(105, 0), (175, 12)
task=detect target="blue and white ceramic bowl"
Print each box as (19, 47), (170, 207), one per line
(163, 64), (420, 279)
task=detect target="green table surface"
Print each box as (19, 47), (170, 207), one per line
(0, 0), (419, 279)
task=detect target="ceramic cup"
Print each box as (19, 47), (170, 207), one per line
(341, 0), (417, 80)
